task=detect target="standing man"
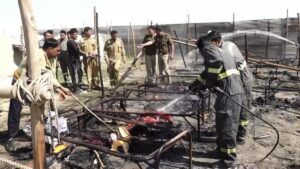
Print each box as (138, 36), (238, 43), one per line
(80, 27), (100, 91)
(142, 26), (157, 84)
(140, 26), (174, 84)
(58, 30), (70, 85)
(67, 28), (84, 92)
(207, 31), (253, 144)
(5, 38), (71, 152)
(104, 30), (126, 88)
(39, 30), (54, 48)
(189, 35), (243, 168)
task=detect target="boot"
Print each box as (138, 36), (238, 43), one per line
(5, 138), (16, 152)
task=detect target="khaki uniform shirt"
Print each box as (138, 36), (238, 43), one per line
(14, 49), (61, 88)
(155, 33), (173, 55)
(79, 37), (97, 55)
(104, 37), (125, 62)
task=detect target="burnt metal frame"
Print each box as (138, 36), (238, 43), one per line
(55, 130), (192, 169)
(53, 110), (192, 169)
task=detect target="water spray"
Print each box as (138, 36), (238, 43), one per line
(222, 29), (300, 48)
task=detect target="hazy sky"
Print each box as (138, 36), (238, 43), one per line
(0, 0), (300, 36)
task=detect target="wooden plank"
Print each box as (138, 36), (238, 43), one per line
(18, 0), (45, 168)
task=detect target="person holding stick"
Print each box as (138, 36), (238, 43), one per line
(79, 27), (100, 92)
(5, 38), (71, 152)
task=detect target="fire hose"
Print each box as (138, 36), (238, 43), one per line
(213, 87), (280, 164)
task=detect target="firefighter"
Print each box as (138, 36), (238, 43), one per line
(207, 31), (253, 144)
(190, 35), (243, 168)
(104, 30), (126, 88)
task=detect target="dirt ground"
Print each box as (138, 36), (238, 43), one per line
(0, 53), (300, 169)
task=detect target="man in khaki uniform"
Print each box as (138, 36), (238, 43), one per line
(5, 38), (71, 152)
(140, 26), (174, 84)
(142, 26), (157, 83)
(104, 30), (126, 87)
(80, 27), (100, 91)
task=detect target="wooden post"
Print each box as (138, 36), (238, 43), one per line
(194, 23), (197, 39)
(127, 26), (130, 56)
(265, 20), (270, 58)
(194, 23), (198, 70)
(232, 13), (235, 42)
(130, 23), (137, 58)
(186, 14), (190, 54)
(297, 13), (300, 77)
(174, 29), (187, 68)
(285, 9), (289, 58)
(94, 10), (105, 97)
(244, 34), (248, 62)
(18, 0), (45, 168)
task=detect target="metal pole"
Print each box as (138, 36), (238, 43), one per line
(173, 29), (187, 68)
(18, 0), (45, 168)
(95, 12), (105, 97)
(265, 20), (270, 58)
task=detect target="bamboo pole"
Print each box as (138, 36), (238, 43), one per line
(194, 23), (197, 39)
(248, 58), (300, 71)
(265, 20), (270, 58)
(18, 0), (45, 168)
(297, 13), (300, 77)
(172, 38), (300, 72)
(285, 9), (289, 58)
(244, 35), (248, 62)
(0, 86), (12, 98)
(94, 11), (105, 97)
(173, 30), (187, 68)
(127, 26), (130, 56)
(130, 23), (137, 58)
(186, 14), (190, 54)
(232, 13), (235, 42)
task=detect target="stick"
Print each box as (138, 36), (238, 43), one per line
(95, 12), (105, 97)
(71, 94), (115, 132)
(130, 23), (137, 57)
(173, 30), (187, 68)
(110, 50), (143, 95)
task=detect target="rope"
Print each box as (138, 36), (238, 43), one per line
(11, 69), (53, 105)
(0, 156), (32, 169)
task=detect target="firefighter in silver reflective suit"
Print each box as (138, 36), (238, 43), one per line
(190, 35), (243, 168)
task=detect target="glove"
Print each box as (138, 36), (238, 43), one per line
(189, 79), (202, 92)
